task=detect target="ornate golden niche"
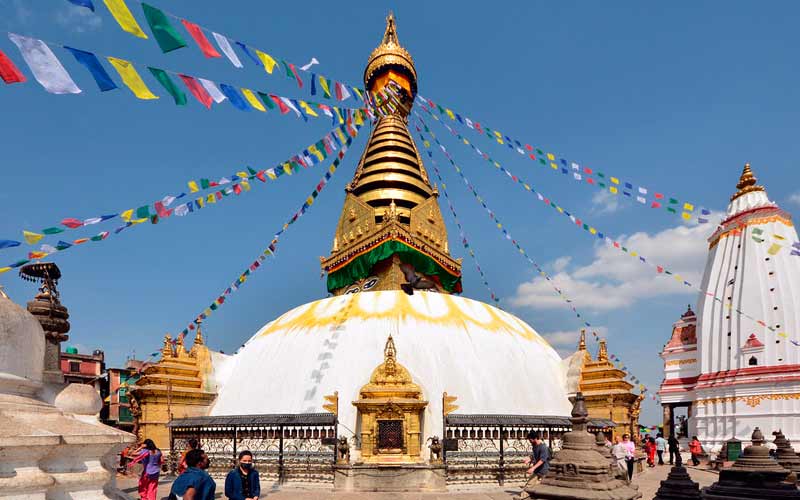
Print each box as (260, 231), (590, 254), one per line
(353, 335), (427, 463)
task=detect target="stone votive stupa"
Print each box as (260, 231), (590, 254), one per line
(773, 429), (800, 483)
(525, 392), (641, 500)
(653, 459), (702, 500)
(701, 427), (800, 499)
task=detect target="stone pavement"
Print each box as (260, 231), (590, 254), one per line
(117, 464), (719, 499)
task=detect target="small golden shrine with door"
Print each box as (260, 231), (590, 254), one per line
(353, 335), (427, 463)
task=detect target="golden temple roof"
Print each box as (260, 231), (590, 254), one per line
(364, 12), (417, 97)
(731, 163), (765, 201)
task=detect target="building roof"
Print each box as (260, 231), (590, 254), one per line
(446, 414), (616, 429)
(168, 413), (336, 428)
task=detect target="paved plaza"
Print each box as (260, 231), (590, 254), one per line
(117, 464), (719, 499)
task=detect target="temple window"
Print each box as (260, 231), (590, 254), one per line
(378, 420), (404, 449)
(748, 356), (758, 366)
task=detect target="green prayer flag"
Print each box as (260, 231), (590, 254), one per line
(667, 207), (677, 213)
(282, 60), (293, 78)
(90, 234), (104, 241)
(42, 227), (65, 235)
(200, 178), (210, 189)
(136, 206), (150, 218)
(598, 182), (606, 188)
(247, 166), (258, 176)
(257, 91), (276, 109)
(147, 67), (186, 105)
(141, 3), (187, 53)
(210, 303), (218, 310)
(669, 198), (678, 204)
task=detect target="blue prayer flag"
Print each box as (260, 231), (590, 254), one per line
(67, 0), (94, 10)
(234, 41), (260, 66)
(0, 240), (21, 249)
(219, 84), (251, 111)
(64, 47), (116, 91)
(310, 73), (317, 95)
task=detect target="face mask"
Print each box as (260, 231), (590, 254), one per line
(240, 462), (252, 470)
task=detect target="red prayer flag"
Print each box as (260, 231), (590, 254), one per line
(61, 218), (83, 228)
(255, 171), (266, 182)
(270, 94), (290, 114)
(0, 49), (25, 84)
(655, 193), (664, 199)
(651, 201), (662, 208)
(525, 144), (533, 151)
(73, 238), (89, 245)
(529, 154), (536, 160)
(657, 266), (664, 273)
(180, 20), (221, 58)
(179, 74), (213, 109)
(233, 184), (242, 195)
(289, 63), (303, 88)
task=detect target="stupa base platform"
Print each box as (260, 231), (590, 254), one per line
(334, 463), (446, 492)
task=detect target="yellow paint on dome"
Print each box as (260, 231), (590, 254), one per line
(254, 291), (550, 347)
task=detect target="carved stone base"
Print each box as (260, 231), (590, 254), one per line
(333, 464), (446, 492)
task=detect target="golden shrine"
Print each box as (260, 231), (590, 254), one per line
(129, 330), (217, 448)
(574, 330), (643, 439)
(353, 335), (427, 463)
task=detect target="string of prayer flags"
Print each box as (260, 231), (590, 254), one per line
(749, 227), (800, 257)
(103, 0), (148, 39)
(416, 123), (591, 328)
(8, 33), (80, 94)
(198, 78), (225, 104)
(180, 135), (357, 333)
(413, 91), (713, 225)
(141, 3), (187, 53)
(180, 19), (220, 58)
(64, 47), (117, 91)
(417, 112), (785, 339)
(179, 74), (212, 108)
(107, 56), (158, 99)
(0, 49), (26, 84)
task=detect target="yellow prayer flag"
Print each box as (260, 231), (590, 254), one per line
(446, 109), (455, 120)
(120, 209), (133, 222)
(589, 227), (597, 234)
(282, 163), (292, 175)
(610, 177), (619, 185)
(773, 234), (786, 240)
(306, 196), (314, 205)
(197, 197), (204, 208)
(207, 194), (215, 204)
(779, 332), (788, 338)
(329, 164), (337, 173)
(255, 49), (277, 74)
(107, 57), (158, 100)
(103, 0), (148, 39)
(767, 243), (782, 255)
(0, 267), (11, 274)
(241, 180), (251, 191)
(23, 231), (44, 245)
(524, 184), (532, 191)
(241, 88), (266, 111)
(299, 101), (318, 117)
(266, 169), (277, 180)
(683, 202), (694, 211)
(319, 77), (332, 98)
(674, 274), (682, 281)
(546, 153), (555, 161)
(630, 251), (638, 257)
(308, 145), (324, 161)
(609, 186), (618, 194)
(237, 172), (248, 178)
(682, 212), (691, 220)
(131, 218), (148, 224)
(188, 180), (199, 193)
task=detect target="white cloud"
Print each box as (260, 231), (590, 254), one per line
(511, 219), (718, 312)
(591, 190), (621, 215)
(552, 256), (571, 272)
(0, 0), (33, 26)
(55, 4), (102, 33)
(788, 191), (800, 207)
(542, 326), (609, 348)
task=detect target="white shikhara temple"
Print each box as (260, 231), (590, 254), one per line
(660, 164), (800, 449)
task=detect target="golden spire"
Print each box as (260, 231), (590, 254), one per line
(161, 334), (173, 358)
(364, 12), (417, 99)
(384, 334), (397, 375)
(578, 329), (587, 351)
(731, 163), (765, 201)
(194, 327), (204, 346)
(598, 338), (608, 362)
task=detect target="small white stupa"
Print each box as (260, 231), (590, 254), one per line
(0, 287), (133, 499)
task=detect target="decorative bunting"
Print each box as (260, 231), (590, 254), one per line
(141, 3), (187, 53)
(180, 19), (220, 58)
(0, 49), (26, 84)
(64, 47), (117, 92)
(178, 74), (212, 109)
(103, 0), (148, 39)
(107, 56), (158, 99)
(8, 34), (80, 94)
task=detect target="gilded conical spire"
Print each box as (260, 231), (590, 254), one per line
(382, 12), (399, 46)
(578, 329), (587, 351)
(731, 163), (765, 201)
(365, 12), (417, 100)
(598, 338), (608, 362)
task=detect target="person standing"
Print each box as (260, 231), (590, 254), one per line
(667, 434), (680, 465)
(645, 437), (656, 467)
(128, 439), (162, 500)
(611, 436), (628, 480)
(170, 449), (216, 500)
(621, 433), (635, 480)
(178, 438), (200, 475)
(225, 450), (261, 500)
(655, 433), (667, 465)
(689, 436), (703, 466)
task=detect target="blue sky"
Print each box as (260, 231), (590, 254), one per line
(1, 0), (799, 425)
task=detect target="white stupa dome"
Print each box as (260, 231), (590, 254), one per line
(211, 290), (572, 444)
(0, 292), (45, 395)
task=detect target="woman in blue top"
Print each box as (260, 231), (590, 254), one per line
(225, 450), (261, 500)
(128, 439), (162, 500)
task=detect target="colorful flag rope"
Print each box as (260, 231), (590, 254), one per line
(2, 32), (368, 125)
(93, 0), (367, 103)
(426, 147), (502, 307)
(416, 111), (790, 341)
(0, 123), (362, 274)
(180, 135), (356, 336)
(414, 93), (713, 226)
(416, 121), (657, 398)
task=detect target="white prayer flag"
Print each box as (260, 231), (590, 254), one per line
(212, 33), (243, 68)
(174, 204), (189, 216)
(279, 97), (301, 117)
(300, 57), (319, 71)
(198, 78), (226, 103)
(83, 217), (102, 225)
(8, 33), (80, 94)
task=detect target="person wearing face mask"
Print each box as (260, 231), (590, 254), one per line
(169, 450), (215, 500)
(225, 450), (260, 500)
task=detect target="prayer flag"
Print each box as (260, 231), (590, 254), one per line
(61, 218), (83, 228)
(241, 88), (266, 111)
(288, 62), (303, 87)
(23, 231), (44, 245)
(64, 47), (116, 92)
(148, 67), (186, 105)
(212, 32), (243, 68)
(103, 0), (148, 38)
(282, 98), (301, 117)
(0, 49), (26, 84)
(768, 243), (782, 255)
(0, 240), (21, 249)
(180, 19), (220, 58)
(298, 101), (318, 117)
(68, 0), (95, 9)
(136, 206), (150, 218)
(141, 3), (186, 52)
(107, 57), (158, 99)
(235, 41), (261, 66)
(219, 83), (250, 111)
(42, 227), (65, 235)
(198, 78), (226, 103)
(179, 74), (212, 109)
(270, 94), (289, 114)
(318, 75), (331, 98)
(254, 49), (277, 74)
(256, 91), (275, 110)
(8, 34), (80, 94)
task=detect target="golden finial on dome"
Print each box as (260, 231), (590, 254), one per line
(364, 11), (417, 98)
(731, 163), (765, 201)
(578, 329), (587, 351)
(598, 338), (608, 362)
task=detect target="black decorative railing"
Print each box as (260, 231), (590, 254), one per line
(443, 414), (615, 486)
(168, 413), (337, 485)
